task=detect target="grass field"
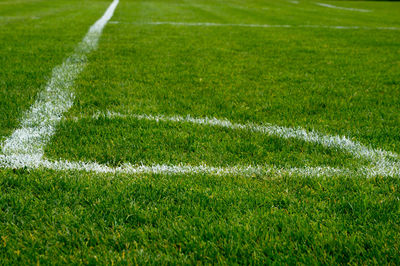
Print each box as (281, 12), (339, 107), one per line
(1, 0), (400, 264)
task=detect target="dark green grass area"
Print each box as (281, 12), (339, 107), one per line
(46, 116), (367, 168)
(0, 0), (109, 139)
(0, 169), (399, 264)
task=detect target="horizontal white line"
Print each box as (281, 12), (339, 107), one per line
(316, 2), (371, 12)
(109, 21), (291, 28)
(108, 21), (400, 31)
(0, 154), (349, 177)
(66, 111), (400, 177)
(1, 111), (399, 177)
(87, 111), (399, 162)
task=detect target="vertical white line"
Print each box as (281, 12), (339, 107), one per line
(1, 0), (119, 161)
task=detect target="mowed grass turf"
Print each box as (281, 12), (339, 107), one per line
(0, 0), (110, 139)
(1, 0), (400, 264)
(47, 116), (366, 169)
(1, 169), (400, 264)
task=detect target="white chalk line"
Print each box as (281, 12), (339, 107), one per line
(1, 110), (399, 177)
(87, 111), (399, 162)
(108, 21), (400, 31)
(316, 2), (371, 13)
(1, 0), (398, 177)
(51, 110), (397, 178)
(0, 0), (119, 162)
(0, 154), (348, 178)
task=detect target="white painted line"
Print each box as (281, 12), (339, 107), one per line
(1, 110), (399, 177)
(108, 21), (400, 31)
(1, 0), (119, 161)
(288, 0), (299, 4)
(316, 2), (371, 12)
(64, 111), (400, 178)
(0, 154), (348, 177)
(142, 21), (293, 28)
(89, 111), (399, 163)
(0, 0), (398, 178)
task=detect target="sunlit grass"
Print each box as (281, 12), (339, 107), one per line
(1, 0), (400, 264)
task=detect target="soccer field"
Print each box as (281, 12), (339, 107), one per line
(1, 0), (400, 263)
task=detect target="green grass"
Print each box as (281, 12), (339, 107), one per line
(0, 0), (110, 139)
(46, 116), (366, 168)
(1, 0), (400, 264)
(1, 169), (400, 264)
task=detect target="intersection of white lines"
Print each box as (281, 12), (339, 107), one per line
(1, 0), (399, 178)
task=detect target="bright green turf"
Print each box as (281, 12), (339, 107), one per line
(1, 169), (400, 264)
(46, 116), (367, 168)
(2, 0), (400, 264)
(0, 0), (110, 139)
(60, 0), (400, 153)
